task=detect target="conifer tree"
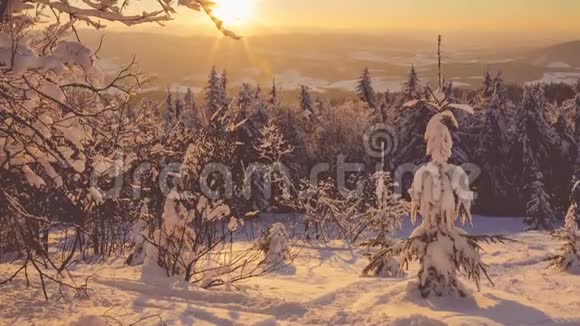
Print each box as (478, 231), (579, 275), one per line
(552, 113), (576, 210)
(402, 65), (421, 100)
(472, 88), (511, 212)
(493, 72), (507, 105)
(513, 85), (558, 229)
(482, 71), (494, 98)
(364, 84), (507, 297)
(220, 70), (230, 108)
(299, 85), (314, 118)
(269, 79), (279, 106)
(524, 165), (556, 230)
(546, 180), (580, 271)
(574, 96), (580, 176)
(356, 67), (377, 109)
(182, 88), (198, 129)
(163, 89), (175, 127)
(205, 66), (223, 121)
(174, 97), (183, 122)
(238, 83), (254, 116)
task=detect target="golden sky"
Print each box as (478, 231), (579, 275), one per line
(114, 0), (580, 45)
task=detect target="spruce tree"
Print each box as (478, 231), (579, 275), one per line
(174, 97), (183, 122)
(204, 66), (223, 122)
(482, 71), (494, 98)
(182, 88), (198, 129)
(472, 88), (511, 213)
(574, 95), (580, 176)
(524, 165), (556, 230)
(513, 85), (558, 229)
(552, 113), (575, 210)
(238, 83), (253, 116)
(163, 89), (175, 128)
(493, 72), (507, 105)
(220, 69), (229, 107)
(402, 65), (421, 100)
(364, 94), (507, 297)
(299, 85), (314, 118)
(269, 79), (279, 106)
(546, 180), (580, 271)
(356, 67), (377, 109)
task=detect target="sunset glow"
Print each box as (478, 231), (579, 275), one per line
(212, 0), (255, 26)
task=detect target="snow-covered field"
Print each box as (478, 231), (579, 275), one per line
(1, 216), (579, 326)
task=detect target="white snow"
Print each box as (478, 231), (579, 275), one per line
(529, 72), (580, 85)
(1, 216), (580, 325)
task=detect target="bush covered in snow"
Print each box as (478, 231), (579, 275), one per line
(257, 222), (290, 266)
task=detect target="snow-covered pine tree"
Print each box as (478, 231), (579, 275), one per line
(552, 112), (576, 211)
(365, 37), (509, 297)
(365, 96), (508, 296)
(221, 69), (230, 108)
(402, 65), (421, 101)
(163, 89), (176, 128)
(174, 97), (183, 122)
(238, 83), (254, 117)
(269, 79), (279, 107)
(253, 120), (294, 208)
(546, 181), (580, 271)
(482, 71), (494, 98)
(257, 223), (290, 267)
(204, 66), (224, 125)
(299, 85), (315, 118)
(471, 87), (512, 213)
(524, 164), (556, 230)
(356, 67), (377, 109)
(182, 87), (199, 129)
(493, 72), (507, 105)
(574, 95), (580, 176)
(363, 170), (409, 247)
(512, 85), (558, 228)
(376, 93), (390, 123)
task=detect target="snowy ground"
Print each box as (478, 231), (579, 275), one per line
(1, 216), (580, 326)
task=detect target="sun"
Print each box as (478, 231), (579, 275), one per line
(212, 0), (255, 26)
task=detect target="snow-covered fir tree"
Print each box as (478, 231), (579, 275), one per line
(204, 66), (224, 124)
(365, 97), (508, 297)
(493, 72), (507, 105)
(238, 83), (254, 116)
(257, 223), (290, 267)
(546, 181), (580, 271)
(512, 85), (558, 228)
(552, 113), (576, 210)
(163, 89), (176, 128)
(269, 79), (280, 107)
(574, 95), (580, 176)
(182, 87), (199, 129)
(524, 165), (556, 230)
(299, 85), (315, 118)
(174, 97), (183, 122)
(356, 67), (377, 109)
(402, 65), (421, 100)
(363, 170), (408, 247)
(482, 71), (494, 98)
(471, 87), (512, 213)
(220, 69), (229, 107)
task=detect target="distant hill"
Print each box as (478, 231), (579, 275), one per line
(527, 40), (580, 68)
(75, 31), (580, 97)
